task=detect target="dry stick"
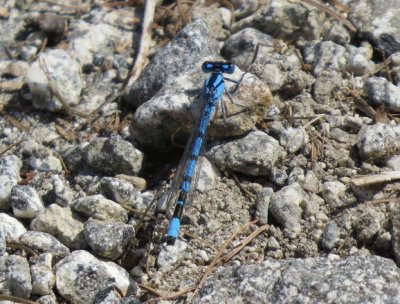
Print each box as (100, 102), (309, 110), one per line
(72, 0), (156, 133)
(38, 55), (74, 117)
(191, 219), (259, 299)
(6, 242), (40, 260)
(350, 171), (400, 187)
(124, 0), (156, 90)
(177, 0), (190, 25)
(219, 224), (269, 264)
(0, 295), (37, 304)
(300, 0), (357, 32)
(0, 139), (25, 157)
(35, 0), (90, 11)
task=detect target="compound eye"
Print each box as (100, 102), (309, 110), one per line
(202, 61), (215, 72)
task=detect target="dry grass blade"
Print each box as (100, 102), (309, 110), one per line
(0, 139), (25, 157)
(301, 0), (357, 32)
(219, 224), (269, 264)
(6, 242), (40, 260)
(0, 295), (37, 304)
(191, 219), (259, 299)
(124, 0), (156, 89)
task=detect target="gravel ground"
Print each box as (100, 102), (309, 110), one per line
(2, 0), (400, 303)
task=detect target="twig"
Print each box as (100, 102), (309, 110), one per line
(34, 0), (90, 11)
(6, 242), (40, 260)
(191, 219), (259, 299)
(350, 171), (400, 187)
(301, 0), (357, 32)
(0, 295), (37, 304)
(219, 224), (269, 264)
(0, 139), (25, 157)
(124, 0), (156, 90)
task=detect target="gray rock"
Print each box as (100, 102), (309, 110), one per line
(99, 177), (142, 208)
(71, 195), (128, 223)
(25, 49), (83, 112)
(323, 21), (350, 45)
(207, 130), (284, 176)
(222, 28), (275, 70)
(36, 294), (57, 304)
(349, 0), (400, 55)
(63, 134), (143, 175)
(0, 227), (5, 256)
(124, 19), (220, 107)
(357, 123), (400, 163)
(322, 181), (347, 209)
(309, 41), (347, 76)
(392, 203), (400, 264)
(84, 134), (143, 176)
(345, 44), (375, 76)
(194, 255), (400, 303)
(387, 155), (400, 171)
(330, 128), (350, 143)
(31, 253), (55, 296)
(26, 155), (63, 173)
(312, 69), (343, 104)
(364, 76), (400, 112)
(84, 218), (134, 260)
(354, 208), (384, 244)
(55, 250), (130, 304)
(10, 185), (45, 219)
(48, 175), (73, 207)
(256, 187), (274, 225)
(280, 127), (309, 154)
(303, 170), (320, 193)
(0, 254), (32, 298)
(0, 155), (22, 210)
(321, 221), (340, 250)
(94, 286), (141, 304)
(19, 231), (70, 261)
(0, 213), (27, 243)
(130, 69), (271, 150)
(157, 240), (188, 271)
(231, 0), (325, 41)
(269, 183), (306, 235)
(30, 204), (85, 249)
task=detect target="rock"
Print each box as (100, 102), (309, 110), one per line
(349, 0), (400, 55)
(26, 155), (63, 173)
(256, 187), (274, 225)
(31, 253), (55, 296)
(10, 185), (45, 219)
(0, 155), (22, 210)
(48, 175), (73, 207)
(207, 130), (284, 176)
(99, 177), (143, 208)
(357, 123), (400, 163)
(0, 254), (32, 298)
(322, 181), (347, 209)
(55, 250), (131, 304)
(321, 221), (340, 250)
(354, 208), (384, 244)
(194, 255), (400, 303)
(279, 127), (308, 154)
(157, 240), (188, 271)
(63, 134), (144, 175)
(123, 19), (220, 107)
(30, 204), (85, 249)
(269, 183), (306, 235)
(364, 76), (400, 112)
(345, 44), (375, 76)
(330, 128), (350, 143)
(130, 68), (271, 150)
(25, 49), (83, 112)
(231, 0), (325, 41)
(84, 218), (134, 260)
(71, 195), (128, 223)
(0, 213), (27, 243)
(19, 231), (70, 261)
